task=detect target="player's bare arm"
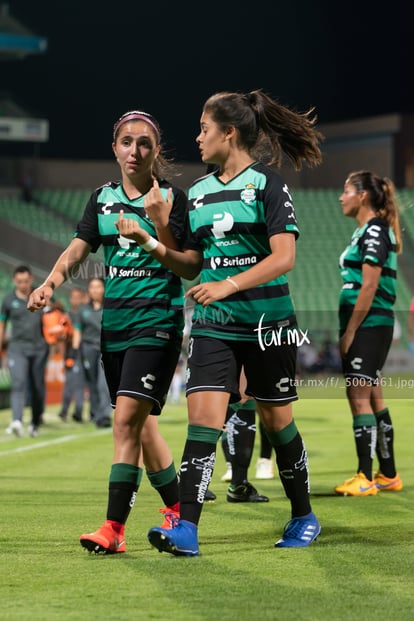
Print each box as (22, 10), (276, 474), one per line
(27, 238), (91, 311)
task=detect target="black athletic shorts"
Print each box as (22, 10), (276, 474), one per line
(341, 325), (393, 382)
(186, 336), (298, 405)
(102, 344), (180, 415)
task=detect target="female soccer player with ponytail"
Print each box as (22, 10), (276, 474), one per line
(334, 170), (403, 496)
(28, 110), (187, 553)
(116, 89), (324, 555)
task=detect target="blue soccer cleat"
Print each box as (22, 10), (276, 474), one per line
(274, 512), (321, 548)
(148, 519), (199, 557)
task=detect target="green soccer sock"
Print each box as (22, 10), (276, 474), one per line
(266, 420), (311, 517)
(179, 424), (221, 525)
(106, 463), (142, 524)
(146, 462), (179, 508)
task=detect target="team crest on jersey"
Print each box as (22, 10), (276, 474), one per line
(240, 183), (256, 205)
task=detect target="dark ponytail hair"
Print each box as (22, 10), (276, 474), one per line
(346, 170), (402, 253)
(202, 89), (323, 170)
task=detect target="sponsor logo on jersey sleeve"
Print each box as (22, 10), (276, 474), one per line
(282, 184), (297, 220)
(101, 202), (114, 215)
(193, 195), (204, 209)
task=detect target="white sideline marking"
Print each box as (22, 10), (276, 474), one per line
(0, 429), (110, 457)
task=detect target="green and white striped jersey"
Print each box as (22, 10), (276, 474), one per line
(338, 216), (397, 330)
(184, 162), (299, 341)
(74, 180), (186, 352)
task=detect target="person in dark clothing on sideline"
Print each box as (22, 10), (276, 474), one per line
(73, 278), (112, 427)
(58, 286), (88, 423)
(0, 265), (49, 437)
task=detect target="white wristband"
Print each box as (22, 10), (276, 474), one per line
(226, 276), (240, 292)
(141, 236), (159, 252)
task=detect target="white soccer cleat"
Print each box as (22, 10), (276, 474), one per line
(220, 462), (232, 482)
(5, 420), (24, 437)
(255, 457), (275, 480)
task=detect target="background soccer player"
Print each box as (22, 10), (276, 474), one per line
(334, 170), (404, 496)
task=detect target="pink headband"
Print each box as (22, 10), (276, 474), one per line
(113, 112), (160, 142)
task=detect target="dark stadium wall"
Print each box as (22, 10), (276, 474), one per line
(1, 113), (414, 190)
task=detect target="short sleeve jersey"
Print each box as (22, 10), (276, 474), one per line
(338, 216), (397, 330)
(184, 162), (299, 341)
(73, 180), (186, 352)
(0, 290), (47, 354)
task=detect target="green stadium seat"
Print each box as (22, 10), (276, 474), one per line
(1, 188), (412, 342)
(33, 188), (92, 222)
